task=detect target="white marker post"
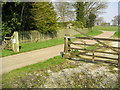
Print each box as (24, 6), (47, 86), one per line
(12, 31), (19, 52)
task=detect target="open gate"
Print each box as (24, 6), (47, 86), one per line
(64, 26), (120, 64)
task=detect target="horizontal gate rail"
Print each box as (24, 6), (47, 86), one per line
(65, 36), (120, 42)
(70, 47), (118, 55)
(69, 42), (120, 49)
(64, 35), (119, 64)
(71, 53), (118, 60)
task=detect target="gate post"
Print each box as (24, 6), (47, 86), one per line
(12, 31), (19, 52)
(64, 36), (68, 54)
(64, 36), (70, 58)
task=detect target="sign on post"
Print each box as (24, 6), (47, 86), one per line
(12, 31), (19, 52)
(12, 39), (16, 44)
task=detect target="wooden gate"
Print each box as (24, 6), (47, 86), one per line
(64, 36), (120, 64)
(2, 31), (19, 52)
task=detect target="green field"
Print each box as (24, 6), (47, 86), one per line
(92, 26), (119, 38)
(92, 26), (118, 31)
(74, 28), (103, 37)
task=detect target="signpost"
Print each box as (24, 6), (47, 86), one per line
(12, 32), (19, 52)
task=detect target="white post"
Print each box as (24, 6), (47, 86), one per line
(12, 31), (19, 52)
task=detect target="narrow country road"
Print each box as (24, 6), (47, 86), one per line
(2, 31), (116, 74)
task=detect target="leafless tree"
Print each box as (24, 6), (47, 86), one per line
(54, 2), (75, 22)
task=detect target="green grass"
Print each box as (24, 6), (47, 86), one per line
(74, 28), (103, 37)
(2, 38), (64, 57)
(2, 56), (67, 88)
(92, 26), (119, 38)
(113, 31), (120, 38)
(84, 43), (100, 50)
(5, 56), (66, 73)
(84, 46), (98, 50)
(92, 26), (118, 31)
(2, 27), (107, 57)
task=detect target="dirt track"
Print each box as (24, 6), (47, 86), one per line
(2, 31), (116, 74)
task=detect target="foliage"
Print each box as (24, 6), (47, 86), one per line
(95, 16), (105, 26)
(2, 2), (22, 37)
(86, 13), (96, 30)
(2, 27), (102, 57)
(84, 2), (107, 15)
(2, 55), (118, 88)
(74, 2), (107, 30)
(2, 56), (67, 88)
(2, 38), (64, 57)
(2, 22), (12, 37)
(112, 15), (120, 26)
(2, 2), (34, 38)
(57, 21), (83, 28)
(75, 2), (86, 28)
(72, 21), (84, 28)
(54, 2), (75, 22)
(2, 2), (58, 38)
(31, 2), (58, 33)
(57, 22), (69, 28)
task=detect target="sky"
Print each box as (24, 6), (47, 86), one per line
(99, 2), (118, 24)
(52, 0), (119, 24)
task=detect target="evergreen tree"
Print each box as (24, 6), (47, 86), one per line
(86, 13), (96, 32)
(75, 2), (85, 28)
(2, 2), (22, 37)
(2, 2), (33, 38)
(31, 2), (58, 33)
(74, 2), (107, 30)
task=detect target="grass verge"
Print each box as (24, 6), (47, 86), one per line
(2, 55), (118, 88)
(2, 28), (103, 57)
(92, 26), (118, 31)
(2, 56), (67, 88)
(2, 38), (64, 57)
(93, 26), (120, 38)
(74, 28), (103, 37)
(113, 31), (120, 38)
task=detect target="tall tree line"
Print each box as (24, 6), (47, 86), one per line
(2, 2), (58, 38)
(75, 2), (107, 31)
(2, 1), (108, 38)
(53, 1), (107, 31)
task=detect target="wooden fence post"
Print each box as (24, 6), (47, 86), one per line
(12, 31), (19, 52)
(64, 36), (71, 58)
(64, 36), (68, 54)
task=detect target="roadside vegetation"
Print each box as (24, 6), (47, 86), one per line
(2, 38), (64, 57)
(2, 2), (119, 88)
(92, 26), (118, 31)
(74, 28), (103, 37)
(3, 26), (119, 57)
(2, 56), (66, 88)
(2, 27), (103, 57)
(92, 26), (119, 38)
(2, 55), (119, 88)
